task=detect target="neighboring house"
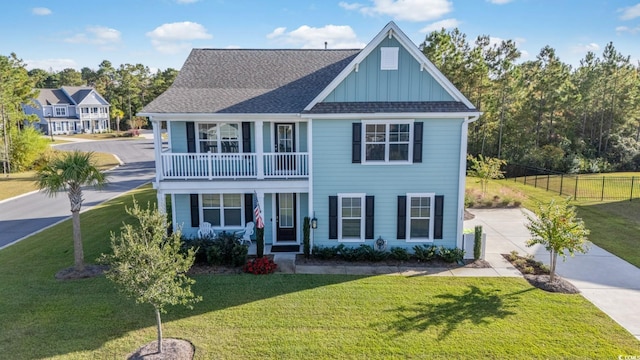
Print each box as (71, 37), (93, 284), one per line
(23, 86), (111, 135)
(139, 22), (480, 254)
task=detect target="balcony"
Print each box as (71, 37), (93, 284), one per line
(159, 152), (309, 180)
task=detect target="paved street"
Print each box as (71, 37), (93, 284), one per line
(0, 138), (155, 249)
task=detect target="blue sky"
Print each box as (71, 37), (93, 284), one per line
(1, 0), (639, 72)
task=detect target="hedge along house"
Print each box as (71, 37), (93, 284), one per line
(139, 22), (480, 254)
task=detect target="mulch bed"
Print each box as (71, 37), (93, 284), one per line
(295, 254), (491, 269)
(55, 265), (108, 280)
(502, 253), (580, 294)
(127, 338), (194, 360)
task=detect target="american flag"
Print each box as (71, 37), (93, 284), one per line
(253, 191), (264, 229)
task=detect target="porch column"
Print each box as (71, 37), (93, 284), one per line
(255, 120), (264, 179)
(151, 119), (163, 183)
(157, 190), (166, 214)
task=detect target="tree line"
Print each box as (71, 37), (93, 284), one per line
(421, 28), (640, 173)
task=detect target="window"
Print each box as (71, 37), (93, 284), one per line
(201, 194), (243, 227)
(54, 106), (67, 117)
(363, 121), (412, 163)
(406, 193), (434, 241)
(338, 193), (365, 241)
(198, 123), (240, 153)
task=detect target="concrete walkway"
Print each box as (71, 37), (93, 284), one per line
(465, 208), (640, 341)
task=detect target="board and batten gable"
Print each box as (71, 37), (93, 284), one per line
(323, 37), (454, 103)
(311, 117), (464, 249)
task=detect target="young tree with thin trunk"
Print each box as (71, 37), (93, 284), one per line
(101, 200), (201, 354)
(525, 199), (590, 282)
(36, 150), (108, 272)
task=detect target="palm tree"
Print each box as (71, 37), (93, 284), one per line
(112, 108), (124, 133)
(36, 151), (108, 272)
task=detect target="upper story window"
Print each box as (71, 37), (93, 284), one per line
(363, 121), (412, 163)
(81, 108), (89, 114)
(198, 123), (240, 153)
(54, 106), (67, 117)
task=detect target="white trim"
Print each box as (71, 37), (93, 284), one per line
(137, 112), (301, 121)
(405, 192), (435, 243)
(361, 120), (413, 164)
(308, 118), (314, 252)
(337, 193), (366, 242)
(195, 121), (242, 153)
(455, 115), (478, 249)
(301, 112), (480, 119)
(304, 21), (476, 111)
(155, 180), (309, 193)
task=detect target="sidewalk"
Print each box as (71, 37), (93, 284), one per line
(465, 208), (640, 341)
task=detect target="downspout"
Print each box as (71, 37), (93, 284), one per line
(308, 118), (314, 254)
(456, 114), (479, 250)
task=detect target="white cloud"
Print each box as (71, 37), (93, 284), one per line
(571, 42), (600, 53)
(176, 0), (199, 3)
(146, 21), (213, 54)
(486, 0), (513, 4)
(342, 0), (452, 22)
(24, 58), (77, 71)
(616, 25), (640, 34)
(267, 24), (366, 49)
(619, 3), (640, 20)
(225, 45), (242, 49)
(338, 1), (364, 10)
(267, 27), (287, 39)
(32, 7), (52, 15)
(419, 18), (461, 32)
(64, 26), (121, 50)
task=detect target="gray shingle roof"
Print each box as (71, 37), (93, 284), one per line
(36, 89), (71, 105)
(62, 86), (94, 104)
(141, 49), (360, 114)
(304, 101), (477, 114)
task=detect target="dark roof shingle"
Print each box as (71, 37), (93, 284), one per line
(142, 49), (361, 114)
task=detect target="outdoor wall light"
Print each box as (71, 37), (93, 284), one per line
(311, 217), (318, 229)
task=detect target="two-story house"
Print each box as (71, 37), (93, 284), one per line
(139, 22), (480, 254)
(23, 86), (111, 135)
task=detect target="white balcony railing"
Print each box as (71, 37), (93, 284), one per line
(160, 152), (308, 180)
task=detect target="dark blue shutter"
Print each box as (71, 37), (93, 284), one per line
(434, 195), (444, 239)
(329, 196), (338, 239)
(242, 122), (251, 153)
(244, 193), (253, 224)
(365, 195), (374, 239)
(352, 123), (361, 163)
(190, 194), (199, 227)
(186, 122), (196, 153)
(413, 122), (423, 163)
(397, 196), (406, 239)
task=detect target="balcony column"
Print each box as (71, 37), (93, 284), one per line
(151, 119), (163, 183)
(255, 120), (264, 179)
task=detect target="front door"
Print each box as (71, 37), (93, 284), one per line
(275, 123), (295, 172)
(276, 193), (296, 242)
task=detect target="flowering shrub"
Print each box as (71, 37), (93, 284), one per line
(243, 257), (277, 275)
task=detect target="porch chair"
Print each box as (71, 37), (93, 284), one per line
(236, 222), (255, 246)
(198, 222), (215, 239)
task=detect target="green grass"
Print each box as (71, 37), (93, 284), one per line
(469, 176), (640, 268)
(0, 186), (638, 359)
(514, 172), (640, 201)
(0, 151), (120, 201)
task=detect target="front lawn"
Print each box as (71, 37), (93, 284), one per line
(0, 186), (638, 359)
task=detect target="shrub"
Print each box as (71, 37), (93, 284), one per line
(389, 247), (410, 261)
(354, 244), (388, 262)
(413, 244), (438, 262)
(9, 127), (49, 171)
(312, 245), (339, 260)
(507, 250), (519, 261)
(473, 225), (483, 260)
(181, 232), (248, 267)
(243, 257), (277, 275)
(337, 244), (359, 262)
(180, 236), (216, 265)
(303, 217), (311, 259)
(439, 246), (465, 263)
(522, 266), (535, 274)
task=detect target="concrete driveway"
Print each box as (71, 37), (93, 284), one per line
(466, 208), (640, 341)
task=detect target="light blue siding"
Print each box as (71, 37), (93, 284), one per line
(170, 121), (187, 152)
(298, 122), (308, 152)
(311, 118), (463, 249)
(174, 194), (195, 237)
(324, 37), (454, 102)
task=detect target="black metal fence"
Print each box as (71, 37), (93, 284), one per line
(505, 164), (640, 201)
